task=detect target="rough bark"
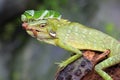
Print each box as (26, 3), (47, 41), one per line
(55, 50), (120, 80)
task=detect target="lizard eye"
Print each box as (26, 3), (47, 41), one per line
(40, 23), (46, 28)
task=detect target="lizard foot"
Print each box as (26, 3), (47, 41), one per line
(55, 61), (68, 68)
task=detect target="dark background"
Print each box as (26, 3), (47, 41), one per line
(0, 0), (120, 80)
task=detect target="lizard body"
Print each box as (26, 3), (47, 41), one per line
(21, 10), (120, 80)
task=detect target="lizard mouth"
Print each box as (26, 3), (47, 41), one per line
(22, 22), (40, 37)
(22, 22), (56, 39)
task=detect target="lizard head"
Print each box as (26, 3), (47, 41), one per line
(21, 10), (62, 45)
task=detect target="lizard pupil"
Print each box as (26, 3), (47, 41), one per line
(40, 23), (46, 28)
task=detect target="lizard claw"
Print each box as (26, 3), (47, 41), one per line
(55, 61), (68, 68)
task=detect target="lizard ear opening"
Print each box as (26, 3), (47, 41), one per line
(49, 30), (56, 37)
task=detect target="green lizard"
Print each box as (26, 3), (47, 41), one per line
(21, 10), (120, 80)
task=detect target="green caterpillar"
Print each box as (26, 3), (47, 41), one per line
(21, 10), (61, 22)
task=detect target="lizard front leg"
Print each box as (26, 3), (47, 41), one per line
(55, 39), (83, 68)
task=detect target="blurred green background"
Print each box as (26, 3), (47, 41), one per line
(0, 0), (120, 80)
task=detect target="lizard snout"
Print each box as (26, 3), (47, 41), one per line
(22, 22), (38, 37)
(22, 22), (28, 30)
